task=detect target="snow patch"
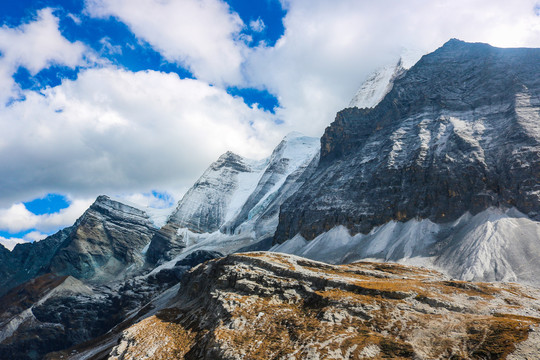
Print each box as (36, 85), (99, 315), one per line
(349, 63), (401, 109)
(349, 50), (424, 109)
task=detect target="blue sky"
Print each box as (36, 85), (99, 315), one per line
(3, 0), (284, 110)
(0, 0), (539, 249)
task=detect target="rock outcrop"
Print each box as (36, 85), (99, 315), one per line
(72, 252), (540, 360)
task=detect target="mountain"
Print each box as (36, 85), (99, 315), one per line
(0, 196), (168, 359)
(51, 252), (540, 359)
(0, 132), (321, 359)
(274, 39), (540, 284)
(146, 132), (319, 265)
(49, 195), (156, 281)
(0, 195), (157, 296)
(2, 39), (540, 359)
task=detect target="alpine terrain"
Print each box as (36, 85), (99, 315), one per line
(0, 39), (539, 359)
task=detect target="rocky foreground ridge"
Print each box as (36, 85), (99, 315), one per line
(53, 252), (540, 360)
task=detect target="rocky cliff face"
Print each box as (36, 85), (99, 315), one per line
(61, 252), (540, 360)
(275, 39), (540, 243)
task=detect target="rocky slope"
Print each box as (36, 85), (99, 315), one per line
(146, 132), (319, 265)
(49, 195), (156, 281)
(274, 39), (540, 283)
(0, 195), (157, 296)
(272, 208), (540, 285)
(0, 249), (222, 360)
(56, 252), (540, 359)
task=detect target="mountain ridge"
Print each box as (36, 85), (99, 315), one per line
(275, 39), (540, 244)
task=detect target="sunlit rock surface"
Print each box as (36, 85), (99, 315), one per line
(59, 252), (540, 360)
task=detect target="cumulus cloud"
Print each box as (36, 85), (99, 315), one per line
(0, 8), (88, 102)
(86, 0), (246, 85)
(250, 18), (265, 32)
(0, 237), (26, 251)
(115, 192), (175, 210)
(0, 67), (282, 206)
(0, 198), (93, 233)
(82, 0), (540, 138)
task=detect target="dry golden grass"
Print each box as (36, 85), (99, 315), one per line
(104, 254), (540, 360)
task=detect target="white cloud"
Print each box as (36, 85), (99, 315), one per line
(82, 0), (540, 139)
(0, 66), (283, 206)
(0, 198), (93, 233)
(0, 237), (26, 251)
(99, 36), (122, 55)
(245, 0), (540, 137)
(0, 8), (88, 103)
(86, 0), (246, 85)
(24, 230), (48, 242)
(67, 13), (82, 25)
(0, 230), (48, 250)
(250, 18), (265, 32)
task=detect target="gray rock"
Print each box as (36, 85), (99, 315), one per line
(49, 195), (156, 282)
(0, 195), (157, 295)
(275, 39), (540, 243)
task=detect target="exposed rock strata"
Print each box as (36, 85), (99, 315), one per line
(275, 39), (540, 242)
(50, 195), (156, 281)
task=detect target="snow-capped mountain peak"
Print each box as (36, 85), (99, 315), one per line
(349, 49), (425, 109)
(144, 131), (320, 265)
